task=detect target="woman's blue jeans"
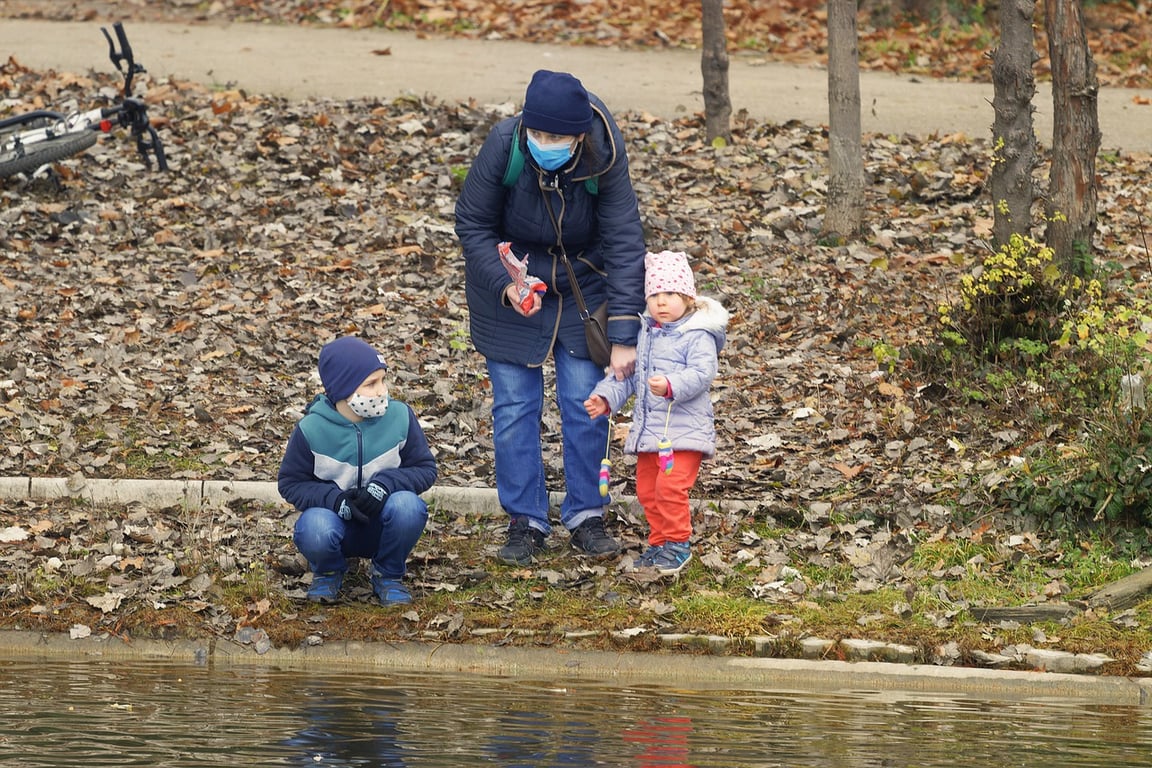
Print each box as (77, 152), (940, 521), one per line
(486, 344), (609, 535)
(293, 490), (428, 579)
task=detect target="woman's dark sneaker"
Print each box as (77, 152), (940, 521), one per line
(498, 516), (546, 565)
(569, 516), (620, 559)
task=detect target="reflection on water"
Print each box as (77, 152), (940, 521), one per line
(0, 657), (1149, 767)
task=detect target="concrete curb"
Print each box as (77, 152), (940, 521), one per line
(1, 474), (486, 514)
(0, 475), (516, 514)
(3, 630), (1150, 704)
(0, 475), (760, 516)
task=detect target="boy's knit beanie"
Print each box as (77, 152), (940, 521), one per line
(644, 250), (697, 299)
(521, 70), (594, 136)
(318, 336), (388, 403)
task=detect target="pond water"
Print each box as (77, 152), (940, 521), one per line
(1, 658), (1150, 767)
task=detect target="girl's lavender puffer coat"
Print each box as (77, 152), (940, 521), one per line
(591, 295), (728, 458)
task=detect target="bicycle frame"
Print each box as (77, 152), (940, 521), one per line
(1, 107), (111, 148)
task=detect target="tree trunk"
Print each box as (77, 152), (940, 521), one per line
(700, 0), (731, 143)
(1045, 0), (1100, 276)
(823, 0), (865, 240)
(990, 0), (1038, 249)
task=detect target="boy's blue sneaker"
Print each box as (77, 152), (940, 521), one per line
(307, 572), (343, 604)
(650, 542), (692, 575)
(371, 571), (413, 606)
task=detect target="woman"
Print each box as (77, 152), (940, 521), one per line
(455, 69), (647, 565)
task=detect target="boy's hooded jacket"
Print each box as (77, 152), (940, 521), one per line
(591, 296), (729, 458)
(278, 394), (438, 512)
(455, 93), (647, 366)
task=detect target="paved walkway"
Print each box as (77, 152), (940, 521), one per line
(3, 19), (1152, 151)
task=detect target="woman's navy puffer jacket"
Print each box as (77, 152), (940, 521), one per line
(455, 94), (647, 366)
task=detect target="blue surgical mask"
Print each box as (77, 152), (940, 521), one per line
(527, 135), (573, 171)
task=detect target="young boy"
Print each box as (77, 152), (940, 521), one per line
(584, 250), (728, 575)
(278, 336), (438, 605)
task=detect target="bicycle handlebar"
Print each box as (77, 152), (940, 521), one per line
(98, 22), (167, 172)
(102, 22), (142, 95)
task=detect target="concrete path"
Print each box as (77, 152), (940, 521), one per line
(3, 19), (1152, 152)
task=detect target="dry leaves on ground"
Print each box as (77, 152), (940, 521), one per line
(3, 2), (1152, 671)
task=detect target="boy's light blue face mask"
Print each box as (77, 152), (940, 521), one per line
(527, 134), (574, 171)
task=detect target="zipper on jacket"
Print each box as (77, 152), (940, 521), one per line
(538, 173), (567, 362)
(355, 423), (364, 489)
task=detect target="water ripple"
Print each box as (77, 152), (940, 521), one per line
(1, 660), (1149, 767)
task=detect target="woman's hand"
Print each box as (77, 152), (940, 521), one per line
(506, 284), (542, 317)
(609, 344), (636, 381)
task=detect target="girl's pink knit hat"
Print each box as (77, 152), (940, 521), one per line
(644, 250), (696, 299)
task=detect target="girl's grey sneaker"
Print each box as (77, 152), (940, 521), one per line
(635, 545), (663, 569)
(650, 542), (692, 575)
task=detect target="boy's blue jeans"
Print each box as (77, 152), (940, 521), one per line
(486, 344), (609, 536)
(293, 490), (428, 579)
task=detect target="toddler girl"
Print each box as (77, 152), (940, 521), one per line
(584, 250), (728, 574)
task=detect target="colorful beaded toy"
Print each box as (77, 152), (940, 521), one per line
(657, 438), (674, 474)
(599, 411), (613, 497)
(658, 401), (674, 474)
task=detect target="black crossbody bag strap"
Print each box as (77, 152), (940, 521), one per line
(540, 175), (611, 367)
(540, 178), (594, 321)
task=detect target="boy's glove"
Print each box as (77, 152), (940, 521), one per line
(355, 482), (389, 518)
(334, 490), (369, 525)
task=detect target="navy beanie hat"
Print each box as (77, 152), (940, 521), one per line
(521, 70), (593, 136)
(318, 336), (388, 403)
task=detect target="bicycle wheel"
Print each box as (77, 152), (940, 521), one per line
(0, 130), (98, 178)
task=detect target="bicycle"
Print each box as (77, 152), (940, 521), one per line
(0, 21), (168, 179)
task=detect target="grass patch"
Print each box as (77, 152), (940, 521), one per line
(671, 590), (777, 637)
(5, 499), (1152, 674)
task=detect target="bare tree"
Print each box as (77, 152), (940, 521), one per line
(990, 0), (1038, 248)
(1045, 0), (1100, 275)
(700, 0), (731, 143)
(823, 0), (865, 239)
